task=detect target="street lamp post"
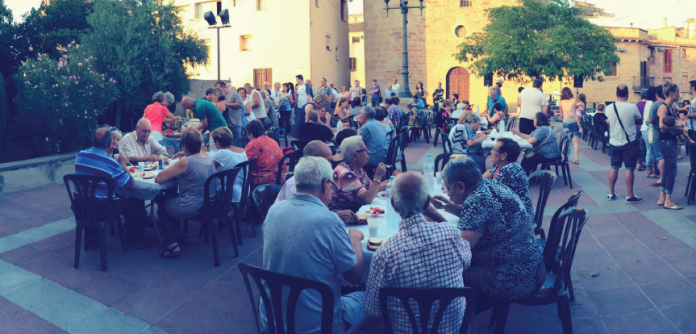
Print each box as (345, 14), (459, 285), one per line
(383, 0), (425, 98)
(204, 10), (231, 81)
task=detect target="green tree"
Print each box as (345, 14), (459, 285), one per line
(455, 0), (620, 83)
(82, 0), (207, 128)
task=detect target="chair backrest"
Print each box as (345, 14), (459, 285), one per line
(252, 184), (282, 221)
(528, 170), (557, 229)
(688, 142), (696, 171)
(559, 132), (572, 163)
(400, 113), (411, 130)
(433, 153), (453, 177)
(544, 207), (589, 295)
(440, 132), (452, 154)
(235, 137), (251, 149)
(276, 150), (304, 185)
(400, 126), (410, 149)
(385, 134), (403, 166)
(291, 140), (310, 152)
(202, 168), (241, 221)
(158, 140), (179, 155)
(236, 158), (258, 205)
(238, 263), (335, 334)
(421, 112), (434, 129)
(379, 287), (478, 334)
(542, 191), (583, 267)
(506, 117), (517, 132)
(63, 174), (116, 224)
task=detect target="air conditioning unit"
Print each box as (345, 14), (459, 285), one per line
(619, 48), (626, 52)
(658, 48), (665, 52)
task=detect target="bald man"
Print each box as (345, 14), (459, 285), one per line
(75, 126), (151, 250)
(120, 118), (169, 163)
(276, 140), (359, 224)
(181, 96), (228, 140)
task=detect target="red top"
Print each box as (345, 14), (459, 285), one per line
(143, 102), (169, 133)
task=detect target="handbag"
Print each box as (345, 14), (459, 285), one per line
(611, 103), (641, 157)
(524, 127), (553, 158)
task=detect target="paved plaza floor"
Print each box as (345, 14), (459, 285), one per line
(1, 127), (696, 333)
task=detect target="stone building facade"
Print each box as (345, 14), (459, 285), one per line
(349, 14), (366, 86)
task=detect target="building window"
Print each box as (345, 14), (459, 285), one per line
(683, 75), (689, 85)
(608, 62), (617, 76)
(195, 2), (220, 19)
(240, 35), (251, 52)
(257, 0), (266, 10)
(664, 49), (673, 73)
(196, 3), (205, 18)
(455, 25), (466, 37)
(460, 0), (472, 7)
(350, 58), (357, 72)
(341, 0), (346, 22)
(315, 0), (319, 7)
(203, 39), (211, 58)
(326, 35), (331, 51)
(253, 69), (272, 89)
(352, 36), (360, 43)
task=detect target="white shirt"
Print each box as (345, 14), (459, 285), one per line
(606, 102), (642, 146)
(392, 83), (401, 94)
(120, 132), (165, 159)
(687, 98), (696, 131)
(640, 100), (653, 132)
(331, 88), (340, 100)
(296, 84), (308, 108)
(451, 109), (465, 119)
(518, 88), (549, 120)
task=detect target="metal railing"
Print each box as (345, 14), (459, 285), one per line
(632, 76), (655, 92)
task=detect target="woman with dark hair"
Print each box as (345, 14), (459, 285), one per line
(483, 138), (535, 226)
(513, 112), (562, 175)
(274, 83), (293, 133)
(375, 107), (395, 133)
(656, 82), (683, 209)
(415, 82), (427, 101)
(560, 87), (580, 164)
(155, 128), (217, 258)
(245, 119), (284, 190)
(647, 85), (666, 185)
(333, 96), (352, 129)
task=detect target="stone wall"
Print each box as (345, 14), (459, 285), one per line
(0, 152), (76, 195)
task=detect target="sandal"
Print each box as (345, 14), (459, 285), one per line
(649, 182), (662, 187)
(573, 160), (579, 165)
(647, 174), (658, 179)
(159, 244), (181, 258)
(663, 205), (683, 210)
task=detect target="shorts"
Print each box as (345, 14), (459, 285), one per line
(610, 143), (638, 170)
(563, 122), (579, 136)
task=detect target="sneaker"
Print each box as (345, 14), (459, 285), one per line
(607, 194), (616, 201)
(626, 196), (644, 204)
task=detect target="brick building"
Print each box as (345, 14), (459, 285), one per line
(349, 14), (366, 86)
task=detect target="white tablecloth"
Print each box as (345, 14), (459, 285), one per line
(480, 133), (533, 150)
(117, 160), (179, 200)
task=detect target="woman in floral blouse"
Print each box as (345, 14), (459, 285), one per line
(433, 156), (545, 312)
(329, 136), (388, 211)
(483, 138), (535, 227)
(244, 119), (284, 190)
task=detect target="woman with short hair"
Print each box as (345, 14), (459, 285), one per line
(245, 119), (284, 190)
(483, 138), (535, 226)
(560, 87), (581, 164)
(449, 111), (488, 172)
(155, 128), (217, 258)
(211, 127), (248, 203)
(143, 91), (180, 140)
(513, 112), (562, 175)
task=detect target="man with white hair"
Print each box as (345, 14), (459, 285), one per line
(120, 118), (169, 163)
(215, 81), (244, 145)
(262, 156), (367, 333)
(486, 87), (507, 118)
(365, 172), (471, 333)
(244, 83), (268, 127)
(357, 106), (389, 176)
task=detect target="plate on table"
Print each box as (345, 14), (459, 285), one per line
(377, 191), (387, 199)
(364, 205), (386, 216)
(133, 172), (155, 179)
(143, 163), (158, 171)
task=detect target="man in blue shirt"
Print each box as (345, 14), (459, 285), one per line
(686, 80), (696, 140)
(75, 126), (150, 249)
(369, 79), (381, 107)
(261, 157), (366, 333)
(486, 87), (507, 117)
(358, 106), (389, 175)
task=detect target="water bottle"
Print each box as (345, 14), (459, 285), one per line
(476, 106), (480, 114)
(499, 118), (505, 133)
(386, 176), (398, 229)
(423, 154), (435, 193)
(337, 120), (343, 132)
(158, 152), (164, 170)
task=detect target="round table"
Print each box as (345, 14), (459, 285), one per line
(481, 132), (533, 150)
(117, 159), (179, 200)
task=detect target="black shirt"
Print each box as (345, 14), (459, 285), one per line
(298, 122), (334, 142)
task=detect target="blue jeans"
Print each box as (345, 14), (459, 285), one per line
(642, 130), (655, 165)
(230, 125), (242, 147)
(659, 139), (678, 194)
(371, 98), (379, 107)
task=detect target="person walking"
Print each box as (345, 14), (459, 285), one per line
(560, 87), (581, 164)
(518, 79), (549, 135)
(606, 84), (644, 204)
(656, 82), (683, 210)
(685, 80), (696, 141)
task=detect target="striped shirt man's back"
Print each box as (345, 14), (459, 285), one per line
(74, 147), (133, 199)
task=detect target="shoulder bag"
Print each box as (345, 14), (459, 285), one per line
(611, 103), (641, 158)
(523, 127), (553, 159)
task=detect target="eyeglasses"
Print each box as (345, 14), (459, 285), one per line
(324, 179), (337, 188)
(491, 149), (500, 153)
(355, 149), (368, 154)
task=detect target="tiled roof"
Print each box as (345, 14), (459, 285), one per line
(613, 36), (696, 48)
(349, 22), (364, 32)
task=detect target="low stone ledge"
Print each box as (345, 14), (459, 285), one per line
(0, 152), (77, 195)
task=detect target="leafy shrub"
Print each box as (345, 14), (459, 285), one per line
(14, 43), (117, 157)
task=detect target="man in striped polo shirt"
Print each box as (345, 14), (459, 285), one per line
(75, 126), (150, 250)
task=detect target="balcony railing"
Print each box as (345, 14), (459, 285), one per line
(633, 76), (655, 92)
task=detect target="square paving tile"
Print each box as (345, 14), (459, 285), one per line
(187, 281), (250, 315)
(45, 263), (109, 291)
(573, 266), (634, 291)
(648, 241), (696, 260)
(152, 270), (210, 299)
(595, 233), (643, 250)
(661, 302), (696, 334)
(76, 275), (141, 306)
(0, 244), (50, 265)
(571, 250), (618, 272)
(112, 286), (185, 324)
(606, 245), (659, 265)
(0, 311), (68, 334)
(640, 277), (696, 308)
(0, 295), (29, 323)
(621, 258), (681, 285)
(602, 308), (679, 334)
(665, 256), (696, 277)
(586, 286), (654, 316)
(154, 302), (229, 334)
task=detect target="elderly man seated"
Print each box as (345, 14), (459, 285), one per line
(330, 135), (389, 212)
(120, 118), (169, 163)
(357, 106), (389, 177)
(298, 106), (335, 143)
(433, 157), (545, 314)
(262, 157), (367, 333)
(276, 140), (360, 224)
(365, 172), (471, 333)
(75, 126), (150, 249)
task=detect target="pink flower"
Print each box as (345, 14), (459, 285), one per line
(68, 43), (72, 47)
(75, 81), (79, 84)
(25, 81), (30, 84)
(84, 111), (87, 114)
(37, 58), (41, 61)
(33, 85), (37, 89)
(78, 63), (82, 66)
(65, 103), (68, 106)
(45, 137), (49, 142)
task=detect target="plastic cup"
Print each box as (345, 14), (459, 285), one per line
(436, 172), (442, 185)
(368, 219), (379, 238)
(138, 162), (145, 171)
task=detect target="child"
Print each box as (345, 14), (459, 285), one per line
(665, 115), (686, 159)
(677, 111), (689, 158)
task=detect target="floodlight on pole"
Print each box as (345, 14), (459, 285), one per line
(382, 0), (425, 98)
(204, 11), (217, 26)
(204, 10), (231, 81)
